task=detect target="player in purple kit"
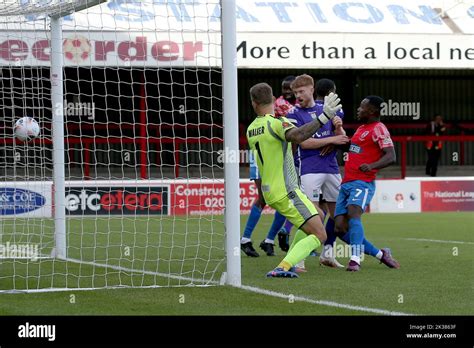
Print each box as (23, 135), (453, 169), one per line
(286, 75), (350, 270)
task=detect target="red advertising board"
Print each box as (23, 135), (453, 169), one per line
(170, 181), (275, 215)
(65, 186), (169, 215)
(421, 181), (474, 212)
(57, 179), (474, 216)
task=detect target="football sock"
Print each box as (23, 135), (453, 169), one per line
(288, 229), (307, 253)
(265, 211), (286, 241)
(363, 241), (381, 258)
(349, 218), (364, 263)
(339, 232), (380, 258)
(324, 217), (336, 246)
(280, 234), (321, 270)
(282, 220), (293, 234)
(242, 203), (262, 239)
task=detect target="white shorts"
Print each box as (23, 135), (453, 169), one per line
(300, 173), (342, 203)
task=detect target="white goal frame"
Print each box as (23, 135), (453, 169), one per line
(1, 0), (241, 289)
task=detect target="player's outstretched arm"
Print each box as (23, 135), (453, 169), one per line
(285, 92), (342, 144)
(333, 116), (346, 136)
(285, 118), (323, 144)
(300, 135), (349, 149)
(359, 147), (396, 172)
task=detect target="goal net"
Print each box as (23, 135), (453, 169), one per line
(0, 0), (237, 292)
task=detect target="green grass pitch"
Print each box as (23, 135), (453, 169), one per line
(0, 212), (472, 315)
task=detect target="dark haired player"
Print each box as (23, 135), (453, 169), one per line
(334, 96), (400, 272)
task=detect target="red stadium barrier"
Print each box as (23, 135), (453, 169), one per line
(1, 136), (223, 179)
(391, 135), (474, 178)
(2, 129), (474, 179)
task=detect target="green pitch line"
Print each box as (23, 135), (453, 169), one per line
(0, 212), (472, 315)
(240, 212), (474, 316)
(0, 286), (367, 316)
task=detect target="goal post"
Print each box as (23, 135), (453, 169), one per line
(50, 15), (66, 260)
(221, 0), (241, 287)
(0, 0), (241, 292)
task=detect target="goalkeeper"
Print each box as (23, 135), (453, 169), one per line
(246, 82), (342, 278)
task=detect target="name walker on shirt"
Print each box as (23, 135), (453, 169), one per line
(248, 126), (265, 138)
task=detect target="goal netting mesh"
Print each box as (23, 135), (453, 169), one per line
(0, 0), (226, 292)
